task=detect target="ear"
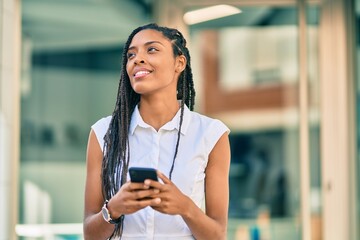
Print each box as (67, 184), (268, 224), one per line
(175, 55), (186, 73)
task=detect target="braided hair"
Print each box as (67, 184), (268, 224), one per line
(101, 23), (196, 238)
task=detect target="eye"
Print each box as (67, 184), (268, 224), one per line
(148, 47), (158, 53)
(127, 52), (135, 59)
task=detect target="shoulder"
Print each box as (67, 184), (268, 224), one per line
(92, 115), (112, 130)
(91, 115), (112, 152)
(187, 111), (230, 154)
(188, 111), (229, 134)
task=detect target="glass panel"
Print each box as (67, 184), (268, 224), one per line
(188, 5), (302, 240)
(306, 3), (322, 240)
(19, 1), (150, 239)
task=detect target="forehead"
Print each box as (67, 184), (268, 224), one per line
(129, 29), (171, 47)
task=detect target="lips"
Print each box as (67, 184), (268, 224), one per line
(133, 69), (152, 79)
(135, 70), (150, 77)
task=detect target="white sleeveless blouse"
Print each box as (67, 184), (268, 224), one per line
(92, 105), (229, 240)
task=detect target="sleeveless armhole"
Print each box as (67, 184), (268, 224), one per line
(91, 116), (112, 153)
(205, 119), (230, 156)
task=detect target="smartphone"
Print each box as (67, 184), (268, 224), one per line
(129, 167), (158, 183)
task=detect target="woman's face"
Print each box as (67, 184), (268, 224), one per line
(126, 29), (185, 96)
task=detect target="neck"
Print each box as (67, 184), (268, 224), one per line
(138, 97), (180, 131)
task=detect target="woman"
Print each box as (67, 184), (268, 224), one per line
(83, 23), (231, 240)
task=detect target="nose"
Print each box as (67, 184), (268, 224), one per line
(134, 53), (145, 65)
(135, 59), (145, 65)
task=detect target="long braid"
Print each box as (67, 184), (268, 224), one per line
(169, 71), (187, 179)
(101, 23), (196, 238)
(102, 29), (141, 238)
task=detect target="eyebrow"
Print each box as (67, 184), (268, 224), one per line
(128, 41), (165, 51)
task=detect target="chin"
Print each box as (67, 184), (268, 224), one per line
(132, 86), (149, 95)
(132, 84), (158, 95)
(131, 84), (145, 93)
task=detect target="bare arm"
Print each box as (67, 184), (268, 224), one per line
(150, 132), (231, 240)
(83, 130), (115, 239)
(83, 130), (161, 240)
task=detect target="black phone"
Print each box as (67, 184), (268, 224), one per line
(129, 167), (158, 183)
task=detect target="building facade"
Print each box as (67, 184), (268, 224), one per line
(0, 0), (358, 239)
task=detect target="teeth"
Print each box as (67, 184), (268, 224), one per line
(135, 71), (150, 77)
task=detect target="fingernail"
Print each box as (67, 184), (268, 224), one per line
(153, 189), (160, 193)
(155, 198), (161, 204)
(144, 180), (151, 185)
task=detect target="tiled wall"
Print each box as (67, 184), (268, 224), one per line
(0, 0), (21, 239)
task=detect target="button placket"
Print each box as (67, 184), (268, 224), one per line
(153, 131), (161, 168)
(145, 131), (160, 238)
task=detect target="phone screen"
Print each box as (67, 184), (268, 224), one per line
(129, 167), (158, 183)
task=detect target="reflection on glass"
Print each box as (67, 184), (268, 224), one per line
(189, 5), (305, 240)
(306, 4), (322, 240)
(219, 26), (297, 91)
(19, 1), (150, 239)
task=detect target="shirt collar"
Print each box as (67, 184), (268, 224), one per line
(129, 104), (191, 135)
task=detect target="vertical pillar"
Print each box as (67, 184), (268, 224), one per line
(152, 0), (188, 39)
(0, 0), (21, 239)
(152, 0), (198, 107)
(320, 0), (357, 239)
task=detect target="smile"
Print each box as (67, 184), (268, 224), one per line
(134, 70), (151, 78)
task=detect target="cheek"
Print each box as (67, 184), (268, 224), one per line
(159, 61), (177, 75)
(126, 64), (131, 77)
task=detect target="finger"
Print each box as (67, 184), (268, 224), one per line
(132, 188), (160, 200)
(157, 171), (172, 184)
(128, 182), (151, 191)
(123, 196), (161, 213)
(133, 197), (161, 208)
(143, 179), (164, 190)
(149, 197), (161, 206)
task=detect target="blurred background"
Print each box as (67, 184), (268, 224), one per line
(0, 0), (359, 239)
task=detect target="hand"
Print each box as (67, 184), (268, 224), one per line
(107, 181), (161, 218)
(148, 171), (191, 216)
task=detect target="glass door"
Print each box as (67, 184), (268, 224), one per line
(182, 1), (321, 239)
(18, 1), (151, 239)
